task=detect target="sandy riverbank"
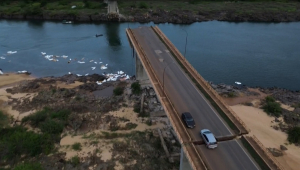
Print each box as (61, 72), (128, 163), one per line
(223, 90), (300, 170)
(0, 73), (35, 88)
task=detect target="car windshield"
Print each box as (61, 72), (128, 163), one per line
(187, 118), (194, 122)
(210, 142), (217, 145)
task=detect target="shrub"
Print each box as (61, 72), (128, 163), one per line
(0, 126), (54, 161)
(133, 103), (140, 113)
(59, 0), (69, 6)
(40, 120), (64, 134)
(40, 0), (47, 7)
(113, 87), (124, 96)
(131, 82), (141, 95)
(125, 123), (137, 130)
(138, 111), (149, 117)
(139, 2), (148, 9)
(70, 155), (80, 167)
(24, 3), (42, 15)
(265, 96), (275, 102)
(14, 162), (43, 170)
(288, 126), (300, 144)
(146, 119), (152, 126)
(262, 96), (282, 117)
(72, 142), (82, 151)
(50, 109), (70, 121)
(22, 109), (48, 127)
(0, 111), (9, 128)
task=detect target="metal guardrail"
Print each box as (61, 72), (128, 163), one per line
(126, 29), (208, 170)
(151, 25), (250, 135)
(251, 136), (285, 170)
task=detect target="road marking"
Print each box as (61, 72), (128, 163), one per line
(155, 50), (162, 54)
(165, 48), (233, 135)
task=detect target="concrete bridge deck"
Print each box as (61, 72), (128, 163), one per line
(126, 26), (259, 170)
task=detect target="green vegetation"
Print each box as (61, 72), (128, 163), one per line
(0, 0), (107, 16)
(0, 108), (71, 166)
(288, 126), (300, 144)
(262, 96), (282, 117)
(0, 110), (9, 128)
(22, 107), (70, 133)
(146, 119), (152, 126)
(0, 0), (299, 21)
(113, 87), (124, 96)
(131, 82), (142, 95)
(0, 126), (55, 162)
(13, 162), (43, 170)
(139, 2), (148, 9)
(240, 137), (270, 170)
(133, 103), (140, 113)
(69, 155), (80, 167)
(72, 142), (82, 151)
(125, 122), (138, 129)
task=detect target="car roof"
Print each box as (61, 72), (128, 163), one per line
(201, 129), (217, 142)
(183, 112), (193, 118)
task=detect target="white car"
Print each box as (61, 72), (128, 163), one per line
(200, 129), (218, 149)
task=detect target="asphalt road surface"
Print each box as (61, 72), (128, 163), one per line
(132, 26), (232, 139)
(197, 140), (259, 170)
(131, 26), (259, 170)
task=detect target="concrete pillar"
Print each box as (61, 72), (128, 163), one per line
(135, 52), (150, 86)
(180, 147), (193, 170)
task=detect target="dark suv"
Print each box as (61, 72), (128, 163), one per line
(181, 112), (195, 128)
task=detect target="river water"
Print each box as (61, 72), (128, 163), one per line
(0, 20), (299, 90)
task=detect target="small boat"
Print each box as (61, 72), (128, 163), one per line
(62, 20), (73, 24)
(17, 70), (31, 75)
(95, 34), (103, 37)
(235, 81), (242, 85)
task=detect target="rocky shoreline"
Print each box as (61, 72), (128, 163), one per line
(210, 82), (300, 106)
(1, 8), (300, 24)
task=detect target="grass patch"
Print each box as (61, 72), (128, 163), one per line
(240, 137), (270, 170)
(72, 142), (82, 151)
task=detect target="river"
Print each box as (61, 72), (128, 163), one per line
(0, 20), (299, 90)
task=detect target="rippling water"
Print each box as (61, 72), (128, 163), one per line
(0, 20), (299, 90)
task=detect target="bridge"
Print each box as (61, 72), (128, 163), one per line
(126, 26), (284, 170)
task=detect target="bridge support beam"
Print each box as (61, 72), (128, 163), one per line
(135, 51), (151, 86)
(180, 147), (193, 170)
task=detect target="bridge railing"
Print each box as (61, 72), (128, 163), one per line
(126, 28), (208, 170)
(151, 25), (250, 135)
(243, 136), (285, 170)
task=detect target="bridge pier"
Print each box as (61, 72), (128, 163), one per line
(180, 147), (193, 170)
(135, 51), (151, 87)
